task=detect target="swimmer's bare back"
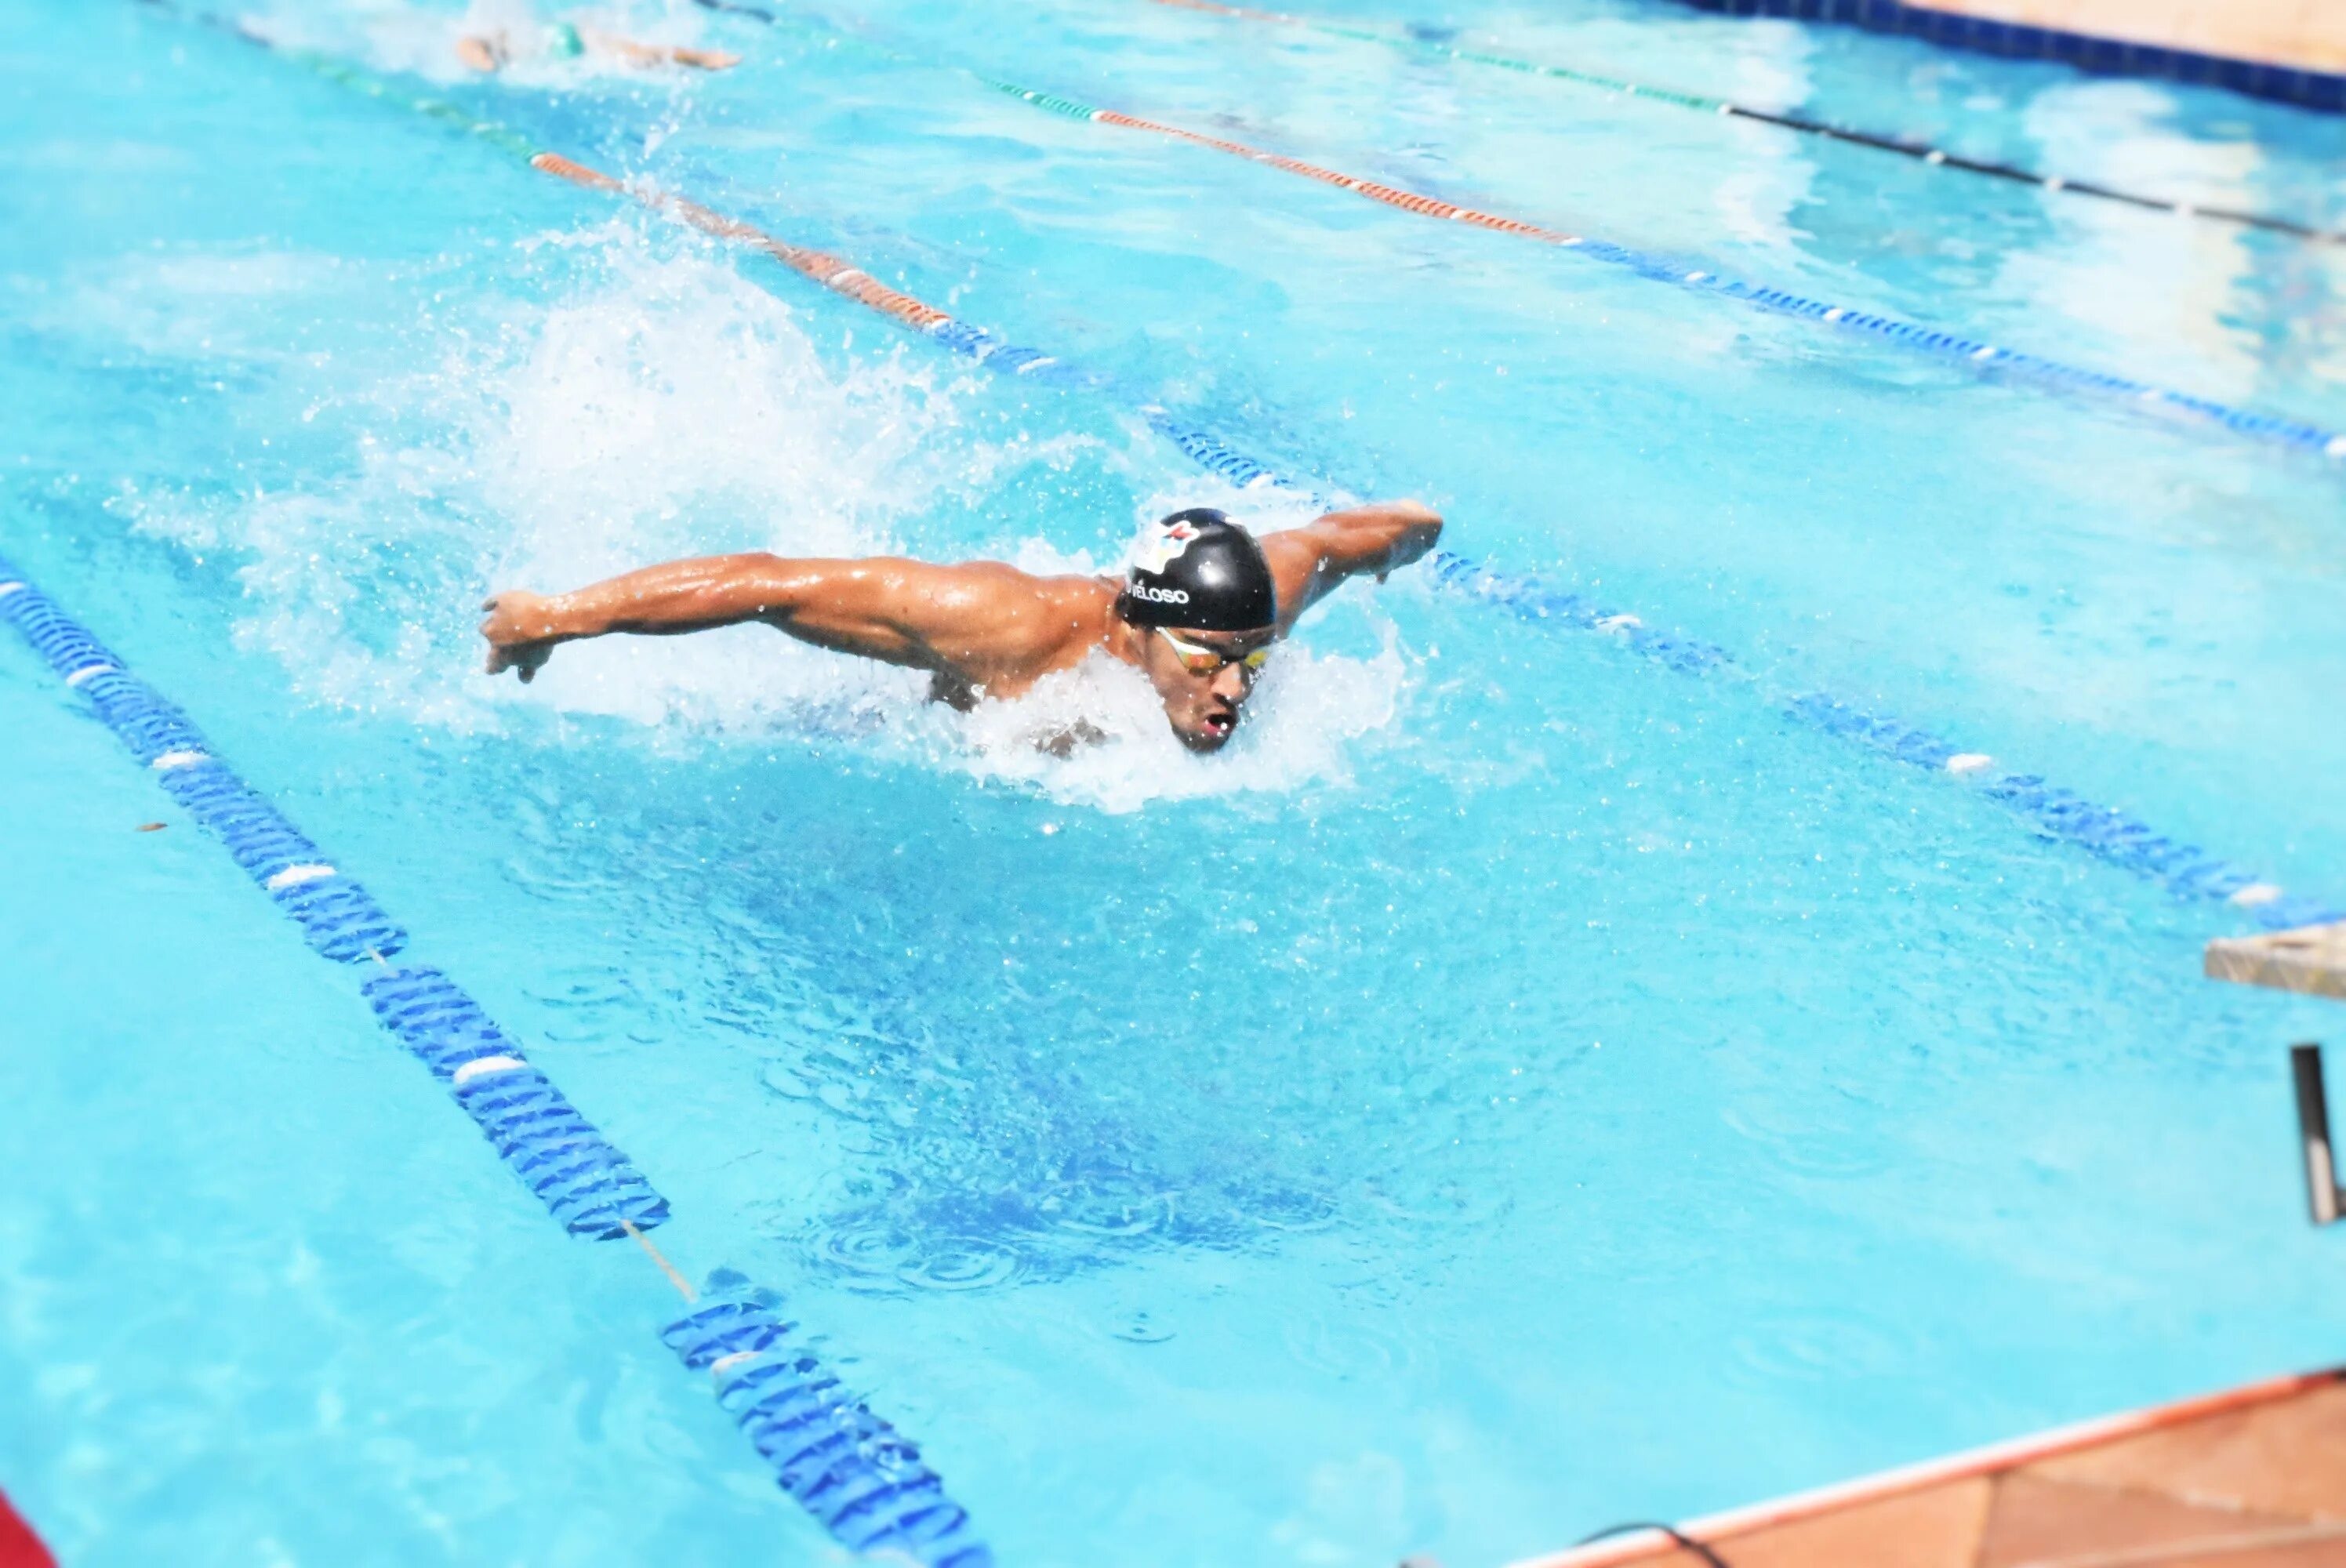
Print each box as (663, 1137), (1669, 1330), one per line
(478, 501), (1441, 702)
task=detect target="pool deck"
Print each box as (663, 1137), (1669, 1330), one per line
(1918, 0), (2346, 76)
(1669, 0), (2346, 111)
(1509, 1367), (2346, 1568)
(2206, 920), (2346, 1004)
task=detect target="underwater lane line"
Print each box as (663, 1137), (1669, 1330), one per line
(1142, 0), (2344, 245)
(0, 549), (997, 1565)
(685, 0), (2346, 461)
(153, 9), (2341, 935)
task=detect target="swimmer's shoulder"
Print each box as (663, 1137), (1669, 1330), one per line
(1037, 572), (1120, 646)
(1002, 572), (1120, 675)
(911, 564), (1113, 685)
(932, 561), (1113, 618)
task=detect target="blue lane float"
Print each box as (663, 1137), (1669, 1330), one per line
(663, 1298), (997, 1567)
(361, 966), (670, 1239)
(0, 538), (994, 1552)
(1436, 556), (2341, 931)
(0, 555), (671, 1236)
(1784, 694), (2342, 930)
(1428, 550), (1734, 676)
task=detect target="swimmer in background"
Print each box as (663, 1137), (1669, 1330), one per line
(456, 16), (739, 73)
(479, 502), (1442, 753)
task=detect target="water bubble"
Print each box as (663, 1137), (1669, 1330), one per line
(1109, 1309), (1176, 1344)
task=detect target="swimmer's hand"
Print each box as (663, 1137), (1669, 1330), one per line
(1372, 499), (1441, 581)
(481, 590), (565, 683)
(455, 34), (506, 73)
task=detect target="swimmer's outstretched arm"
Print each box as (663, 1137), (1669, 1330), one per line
(456, 27), (738, 74)
(481, 553), (1080, 686)
(1259, 499), (1443, 632)
(577, 27), (742, 70)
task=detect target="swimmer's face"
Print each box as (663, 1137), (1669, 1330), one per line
(1138, 625), (1275, 753)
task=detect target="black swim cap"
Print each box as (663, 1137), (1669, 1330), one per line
(1116, 509), (1277, 632)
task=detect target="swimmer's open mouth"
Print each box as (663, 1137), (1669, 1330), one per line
(1203, 712), (1236, 738)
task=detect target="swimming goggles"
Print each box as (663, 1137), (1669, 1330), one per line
(1157, 627), (1272, 676)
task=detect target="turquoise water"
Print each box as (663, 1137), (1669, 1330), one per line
(2, 1), (2344, 1564)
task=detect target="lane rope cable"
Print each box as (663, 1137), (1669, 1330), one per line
(1143, 0), (2345, 246)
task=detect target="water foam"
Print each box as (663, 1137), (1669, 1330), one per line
(113, 220), (1408, 808)
(943, 634), (1408, 815)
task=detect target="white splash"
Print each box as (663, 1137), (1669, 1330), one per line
(108, 220), (1407, 809)
(941, 633), (1408, 815)
(124, 223), (961, 729)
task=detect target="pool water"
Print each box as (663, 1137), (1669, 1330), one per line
(2, 1), (2343, 1564)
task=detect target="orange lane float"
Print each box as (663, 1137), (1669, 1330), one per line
(526, 152), (953, 330)
(1134, 0), (2346, 243)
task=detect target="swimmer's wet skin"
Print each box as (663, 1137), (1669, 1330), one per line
(456, 20), (740, 74)
(479, 501), (1440, 752)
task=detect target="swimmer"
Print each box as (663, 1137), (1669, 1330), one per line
(456, 18), (739, 73)
(479, 501), (1442, 753)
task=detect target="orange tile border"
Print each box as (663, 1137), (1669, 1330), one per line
(1508, 1369), (2346, 1568)
(2025, 1384), (2346, 1523)
(1974, 1471), (2301, 1566)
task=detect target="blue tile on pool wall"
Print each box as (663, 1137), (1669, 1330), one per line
(1661, 0), (2346, 115)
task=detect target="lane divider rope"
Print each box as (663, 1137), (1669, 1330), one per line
(27, 38), (1007, 1555)
(688, 0), (2346, 461)
(1426, 554), (2339, 930)
(0, 557), (669, 1236)
(0, 540), (997, 1563)
(153, 5), (2341, 946)
(1143, 0), (2346, 245)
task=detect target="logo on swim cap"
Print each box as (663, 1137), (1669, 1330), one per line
(1118, 508), (1277, 632)
(1130, 515), (1206, 577)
